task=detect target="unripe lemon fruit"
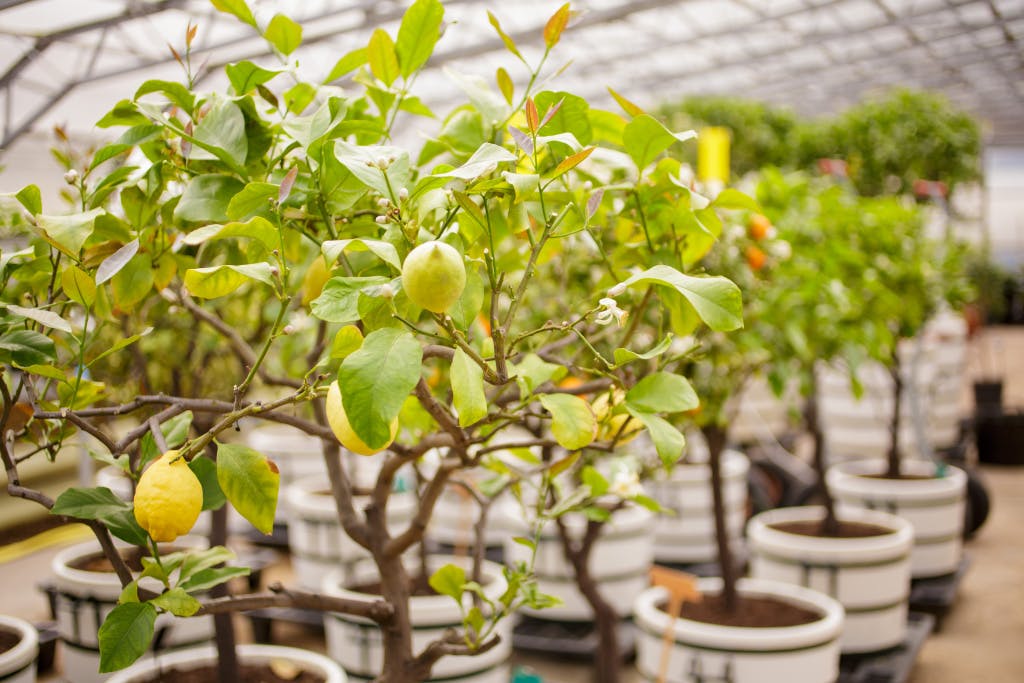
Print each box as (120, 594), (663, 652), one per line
(401, 241), (466, 313)
(133, 450), (203, 543)
(326, 381), (398, 455)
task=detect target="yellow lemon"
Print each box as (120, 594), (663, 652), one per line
(401, 241), (467, 313)
(133, 450), (203, 543)
(592, 389), (643, 444)
(326, 381), (398, 455)
(301, 255), (332, 307)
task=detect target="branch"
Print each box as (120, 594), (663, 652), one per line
(147, 416), (169, 453)
(412, 630), (502, 676)
(385, 458), (458, 558)
(195, 581), (393, 623)
(311, 398), (370, 550)
(412, 378), (464, 444)
(61, 410), (118, 456)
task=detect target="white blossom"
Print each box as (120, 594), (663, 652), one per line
(595, 297), (628, 327)
(609, 470), (642, 499)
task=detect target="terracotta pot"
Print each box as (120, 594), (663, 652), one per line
(748, 505), (912, 653)
(634, 578), (843, 683)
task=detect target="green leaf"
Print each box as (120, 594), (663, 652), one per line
(325, 47), (368, 82)
(111, 255), (154, 312)
(14, 184), (42, 214)
(4, 304), (72, 334)
(613, 334), (674, 367)
(50, 487), (149, 546)
(226, 181), (277, 220)
(139, 411), (193, 469)
(429, 563), (466, 601)
(322, 239), (401, 271)
(174, 175), (245, 223)
(216, 442), (280, 535)
(179, 546), (236, 582)
(330, 325), (364, 360)
(188, 456), (227, 511)
(581, 466), (609, 497)
(284, 82), (317, 115)
(338, 328), (423, 450)
(395, 0), (444, 77)
(627, 409), (685, 466)
(182, 216), (279, 251)
(0, 329), (56, 366)
(14, 363), (66, 382)
(367, 29), (400, 86)
(434, 143), (517, 180)
(310, 276), (389, 323)
(95, 239), (139, 285)
(87, 327), (153, 367)
(98, 602), (156, 673)
(538, 394), (596, 451)
(626, 372), (698, 413)
(184, 263), (274, 298)
(451, 348), (487, 427)
(535, 91), (592, 145)
(710, 188), (761, 213)
(61, 265), (97, 307)
(264, 13), (302, 55)
(614, 265), (742, 332)
(623, 114), (696, 170)
(177, 566), (250, 593)
(447, 266), (484, 331)
(211, 0), (256, 26)
(91, 125), (163, 168)
(190, 99), (248, 167)
(150, 588), (200, 617)
(226, 61), (282, 94)
(513, 354), (566, 398)
(34, 209), (104, 258)
(333, 141), (410, 197)
(487, 12), (522, 59)
(119, 580), (140, 605)
(134, 80), (196, 114)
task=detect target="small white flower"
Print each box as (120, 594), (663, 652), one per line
(376, 156), (390, 169)
(773, 239), (791, 259)
(609, 470), (642, 499)
(63, 169), (79, 185)
(379, 283), (395, 299)
(595, 297), (628, 327)
(607, 282), (626, 297)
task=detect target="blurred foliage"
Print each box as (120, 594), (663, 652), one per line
(660, 89), (982, 197)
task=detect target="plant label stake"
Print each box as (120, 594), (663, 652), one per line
(649, 566), (701, 683)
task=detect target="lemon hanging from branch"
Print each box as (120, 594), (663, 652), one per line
(133, 450), (203, 543)
(326, 381), (398, 455)
(401, 241), (467, 313)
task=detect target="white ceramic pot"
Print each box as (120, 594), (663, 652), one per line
(647, 450), (749, 564)
(747, 506), (913, 653)
(285, 476), (417, 590)
(503, 503), (654, 621)
(634, 578), (843, 683)
(0, 615), (38, 683)
(51, 539), (214, 683)
(727, 377), (798, 445)
(323, 556), (511, 683)
(827, 459), (967, 578)
(427, 475), (508, 553)
(106, 644), (346, 683)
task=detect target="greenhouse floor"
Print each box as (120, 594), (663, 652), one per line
(2, 326), (1022, 682)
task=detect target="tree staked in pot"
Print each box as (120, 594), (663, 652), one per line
(0, 2), (744, 682)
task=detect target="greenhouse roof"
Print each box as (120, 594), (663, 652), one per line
(1, 0), (1022, 153)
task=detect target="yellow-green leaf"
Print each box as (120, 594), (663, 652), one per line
(368, 29), (400, 87)
(451, 347), (487, 427)
(264, 13), (302, 55)
(539, 394), (595, 451)
(543, 3), (571, 48)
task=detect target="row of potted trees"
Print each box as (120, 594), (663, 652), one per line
(0, 3), (974, 683)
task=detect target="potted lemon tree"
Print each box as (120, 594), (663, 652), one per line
(0, 2), (743, 682)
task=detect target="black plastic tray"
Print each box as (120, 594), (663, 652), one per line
(909, 555), (970, 627)
(512, 615), (636, 661)
(838, 612), (935, 683)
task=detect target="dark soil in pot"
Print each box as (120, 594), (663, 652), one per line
(136, 663), (324, 683)
(769, 520), (895, 538)
(0, 627), (20, 656)
(665, 594), (820, 628)
(350, 573), (437, 598)
(860, 473), (935, 481)
(69, 546), (182, 573)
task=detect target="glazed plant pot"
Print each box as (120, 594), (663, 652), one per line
(503, 503), (654, 621)
(0, 615), (38, 683)
(106, 644), (346, 683)
(322, 556), (511, 683)
(647, 450), (748, 564)
(827, 459), (967, 578)
(747, 506), (913, 653)
(285, 476), (417, 590)
(51, 538), (214, 683)
(634, 578), (843, 683)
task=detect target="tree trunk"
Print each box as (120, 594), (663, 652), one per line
(805, 374), (839, 535)
(886, 351), (903, 478)
(209, 504), (239, 683)
(703, 424), (738, 612)
(374, 553), (415, 683)
(557, 518), (621, 683)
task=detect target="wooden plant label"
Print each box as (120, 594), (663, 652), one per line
(648, 566), (701, 683)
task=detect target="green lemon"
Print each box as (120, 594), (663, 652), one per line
(401, 241), (467, 313)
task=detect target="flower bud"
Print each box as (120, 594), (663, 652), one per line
(63, 169), (79, 185)
(375, 215), (388, 225)
(607, 282), (627, 297)
(377, 197), (390, 208)
(282, 324), (296, 335)
(398, 187), (409, 201)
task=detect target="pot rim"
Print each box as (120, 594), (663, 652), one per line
(52, 536), (207, 596)
(286, 475), (416, 518)
(0, 614), (38, 676)
(827, 459), (966, 500)
(105, 643), (346, 683)
(635, 577), (844, 652)
(748, 506), (913, 562)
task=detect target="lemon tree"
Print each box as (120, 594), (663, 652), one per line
(0, 1), (748, 681)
